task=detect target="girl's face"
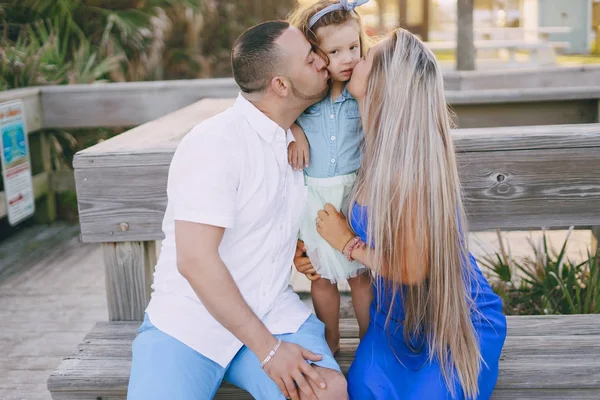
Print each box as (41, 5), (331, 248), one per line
(315, 20), (361, 83)
(347, 38), (384, 100)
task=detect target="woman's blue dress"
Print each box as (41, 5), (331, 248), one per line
(348, 204), (507, 399)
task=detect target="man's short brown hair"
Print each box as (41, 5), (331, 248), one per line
(232, 21), (290, 93)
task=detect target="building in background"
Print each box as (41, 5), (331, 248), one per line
(298, 0), (594, 54)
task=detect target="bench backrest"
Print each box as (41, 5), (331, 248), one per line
(73, 98), (600, 243)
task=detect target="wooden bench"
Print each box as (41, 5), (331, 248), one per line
(48, 98), (600, 399)
(47, 315), (600, 400)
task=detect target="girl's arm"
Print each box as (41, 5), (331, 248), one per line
(288, 123), (310, 170)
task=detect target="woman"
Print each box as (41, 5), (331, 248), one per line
(302, 29), (507, 399)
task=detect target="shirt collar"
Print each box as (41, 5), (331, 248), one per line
(234, 94), (282, 143)
(332, 85), (354, 104)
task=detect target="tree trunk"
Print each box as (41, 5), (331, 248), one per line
(456, 0), (475, 71)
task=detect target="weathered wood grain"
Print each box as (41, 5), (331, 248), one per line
(453, 100), (598, 128)
(74, 120), (600, 242)
(41, 79), (239, 128)
(103, 241), (156, 321)
(0, 87), (43, 132)
(455, 65), (600, 91)
(454, 123), (600, 152)
(47, 315), (600, 399)
(75, 314), (600, 341)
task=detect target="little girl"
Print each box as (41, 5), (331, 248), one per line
(287, 0), (373, 354)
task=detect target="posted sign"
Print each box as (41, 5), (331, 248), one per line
(0, 101), (35, 226)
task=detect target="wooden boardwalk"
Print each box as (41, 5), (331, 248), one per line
(0, 223), (594, 399)
(0, 223), (106, 400)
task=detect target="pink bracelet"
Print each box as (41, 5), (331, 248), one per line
(344, 236), (365, 261)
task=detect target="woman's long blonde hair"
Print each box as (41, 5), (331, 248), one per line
(353, 28), (481, 399)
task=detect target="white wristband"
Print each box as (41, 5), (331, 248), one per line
(260, 339), (282, 369)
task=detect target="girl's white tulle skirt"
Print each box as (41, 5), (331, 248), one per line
(299, 173), (366, 283)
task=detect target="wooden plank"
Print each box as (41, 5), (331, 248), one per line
(449, 86), (600, 105)
(41, 79), (239, 129)
(455, 65), (600, 91)
(491, 389), (600, 400)
(74, 136), (600, 242)
(47, 350), (600, 392)
(30, 81), (600, 129)
(36, 132), (57, 222)
(0, 87), (43, 132)
(47, 315), (600, 399)
(48, 388), (600, 400)
(73, 98), (234, 169)
(458, 147), (600, 231)
(452, 100), (598, 129)
(103, 241), (156, 321)
(453, 123), (600, 152)
(341, 314), (600, 338)
(70, 335), (600, 364)
(80, 314), (600, 343)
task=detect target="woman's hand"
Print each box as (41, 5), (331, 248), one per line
(316, 204), (356, 253)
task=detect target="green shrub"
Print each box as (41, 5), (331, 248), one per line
(479, 229), (600, 315)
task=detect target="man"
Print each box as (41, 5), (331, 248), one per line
(127, 21), (348, 400)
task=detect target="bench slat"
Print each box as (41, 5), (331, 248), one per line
(83, 313), (600, 341)
(48, 315), (600, 399)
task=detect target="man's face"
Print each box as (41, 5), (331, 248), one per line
(276, 27), (329, 103)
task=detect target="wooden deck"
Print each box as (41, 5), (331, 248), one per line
(0, 223), (106, 400)
(0, 223), (595, 399)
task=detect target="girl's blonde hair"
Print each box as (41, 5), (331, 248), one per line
(287, 0), (370, 64)
(353, 28), (481, 399)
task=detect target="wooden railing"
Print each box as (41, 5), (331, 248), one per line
(2, 68), (600, 224)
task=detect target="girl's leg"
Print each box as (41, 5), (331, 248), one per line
(347, 272), (373, 339)
(311, 277), (341, 354)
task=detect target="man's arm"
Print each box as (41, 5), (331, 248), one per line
(175, 220), (326, 400)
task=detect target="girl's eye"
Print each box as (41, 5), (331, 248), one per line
(330, 50), (338, 55)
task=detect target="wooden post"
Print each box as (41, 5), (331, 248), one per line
(40, 132), (56, 222)
(594, 99), (600, 255)
(31, 132), (57, 224)
(103, 241), (156, 321)
(457, 0), (476, 71)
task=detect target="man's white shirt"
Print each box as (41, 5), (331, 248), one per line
(146, 94), (311, 367)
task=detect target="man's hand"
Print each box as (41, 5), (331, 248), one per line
(294, 240), (321, 281)
(263, 341), (326, 400)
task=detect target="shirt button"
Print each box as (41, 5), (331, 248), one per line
(330, 158), (336, 164)
(329, 114), (335, 120)
(263, 292), (267, 297)
(331, 136), (336, 141)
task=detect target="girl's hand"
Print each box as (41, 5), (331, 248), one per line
(293, 240), (321, 281)
(316, 204), (355, 253)
(288, 124), (310, 170)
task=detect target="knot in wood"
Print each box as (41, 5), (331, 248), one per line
(496, 174), (506, 182)
(119, 222), (130, 232)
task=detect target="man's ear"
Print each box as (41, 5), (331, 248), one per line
(270, 76), (290, 97)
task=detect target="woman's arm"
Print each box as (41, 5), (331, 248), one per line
(316, 204), (427, 285)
